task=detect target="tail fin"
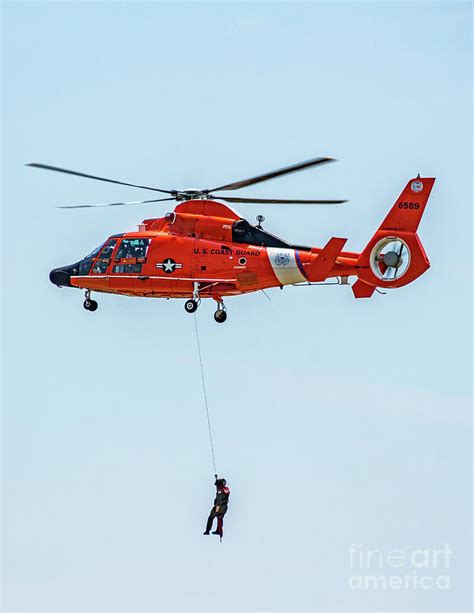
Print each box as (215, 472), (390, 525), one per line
(379, 176), (435, 233)
(352, 176), (435, 298)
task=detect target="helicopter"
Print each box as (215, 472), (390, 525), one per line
(29, 157), (435, 323)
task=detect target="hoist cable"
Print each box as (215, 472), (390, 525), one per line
(193, 314), (217, 475)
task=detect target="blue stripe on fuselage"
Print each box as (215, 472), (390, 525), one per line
(295, 250), (306, 278)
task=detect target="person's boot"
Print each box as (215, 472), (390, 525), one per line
(203, 531), (210, 535)
(212, 530), (220, 535)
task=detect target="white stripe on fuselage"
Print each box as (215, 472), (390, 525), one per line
(266, 248), (306, 285)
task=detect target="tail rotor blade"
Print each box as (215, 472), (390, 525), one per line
(383, 266), (396, 281)
(393, 241), (404, 278)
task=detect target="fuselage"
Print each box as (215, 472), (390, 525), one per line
(49, 199), (359, 300)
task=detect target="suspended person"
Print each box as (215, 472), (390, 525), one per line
(203, 476), (230, 539)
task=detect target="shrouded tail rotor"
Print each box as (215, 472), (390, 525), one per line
(371, 237), (411, 281)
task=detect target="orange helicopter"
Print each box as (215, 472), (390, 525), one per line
(29, 158), (435, 323)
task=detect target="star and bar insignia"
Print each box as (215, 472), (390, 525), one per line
(156, 258), (183, 274)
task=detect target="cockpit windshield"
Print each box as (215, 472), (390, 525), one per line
(78, 242), (105, 275)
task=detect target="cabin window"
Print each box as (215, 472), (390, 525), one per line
(111, 238), (150, 274)
(112, 263), (143, 274)
(114, 238), (150, 262)
(231, 219), (311, 249)
(92, 239), (117, 274)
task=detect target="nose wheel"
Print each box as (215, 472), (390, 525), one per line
(184, 299), (199, 313)
(185, 282), (201, 314)
(84, 299), (98, 311)
(83, 290), (98, 312)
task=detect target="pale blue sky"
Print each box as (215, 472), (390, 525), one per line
(2, 1), (472, 611)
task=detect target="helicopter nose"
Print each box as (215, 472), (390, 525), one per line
(49, 262), (80, 287)
(50, 267), (72, 287)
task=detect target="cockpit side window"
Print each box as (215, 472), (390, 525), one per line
(112, 238), (150, 274)
(92, 239), (118, 274)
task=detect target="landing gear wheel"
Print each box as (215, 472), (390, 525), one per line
(185, 299), (199, 313)
(214, 309), (227, 323)
(83, 299), (98, 312)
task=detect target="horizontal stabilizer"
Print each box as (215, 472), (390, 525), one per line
(352, 279), (376, 298)
(309, 237), (347, 281)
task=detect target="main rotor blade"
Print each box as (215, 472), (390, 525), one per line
(209, 157), (336, 192)
(58, 197), (175, 209)
(27, 162), (173, 195)
(215, 195), (347, 205)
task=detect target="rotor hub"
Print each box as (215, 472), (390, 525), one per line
(175, 188), (209, 201)
(383, 250), (402, 268)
